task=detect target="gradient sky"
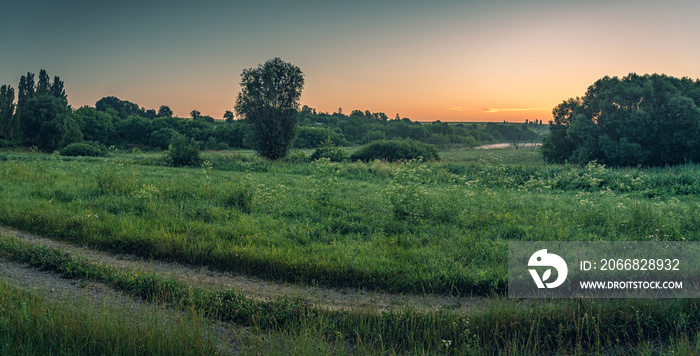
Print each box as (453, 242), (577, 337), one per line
(2, 0), (699, 122)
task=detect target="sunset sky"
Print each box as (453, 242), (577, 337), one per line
(2, 0), (699, 122)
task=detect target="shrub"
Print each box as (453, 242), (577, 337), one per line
(350, 139), (439, 162)
(59, 141), (106, 157)
(162, 134), (202, 167)
(310, 146), (347, 162)
(284, 149), (308, 163)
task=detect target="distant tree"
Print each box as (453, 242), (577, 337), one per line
(350, 109), (364, 117)
(96, 96), (142, 119)
(51, 76), (66, 99)
(157, 105), (173, 117)
(235, 57), (304, 160)
(395, 113), (400, 120)
(149, 127), (178, 150)
(190, 110), (201, 119)
(16, 70), (73, 149)
(36, 70), (51, 96)
(0, 85), (16, 140)
(71, 106), (117, 144)
(144, 109), (157, 119)
(223, 110), (235, 123)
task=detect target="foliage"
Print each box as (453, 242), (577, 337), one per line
(148, 127), (178, 150)
(17, 71), (72, 150)
(543, 73), (700, 166)
(283, 149), (308, 163)
(223, 110), (234, 122)
(235, 57), (304, 160)
(163, 134), (202, 167)
(309, 140), (347, 162)
(157, 105), (173, 117)
(293, 126), (347, 148)
(71, 106), (117, 144)
(0, 84), (16, 140)
(96, 96), (142, 120)
(59, 141), (107, 157)
(0, 139), (18, 148)
(350, 139), (439, 162)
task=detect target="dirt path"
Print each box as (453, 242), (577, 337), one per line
(0, 258), (242, 354)
(0, 226), (504, 313)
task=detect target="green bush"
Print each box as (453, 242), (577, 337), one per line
(310, 146), (348, 162)
(0, 139), (18, 148)
(284, 149), (308, 163)
(59, 141), (106, 157)
(162, 134), (202, 167)
(350, 139), (439, 162)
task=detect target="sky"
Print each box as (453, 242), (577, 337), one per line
(1, 0), (699, 122)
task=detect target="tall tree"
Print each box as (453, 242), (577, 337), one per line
(157, 105), (173, 117)
(0, 85), (16, 140)
(16, 70), (73, 149)
(235, 57), (304, 160)
(36, 70), (51, 96)
(51, 76), (66, 99)
(190, 109), (201, 119)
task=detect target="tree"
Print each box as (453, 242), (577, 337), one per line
(71, 106), (117, 144)
(0, 85), (16, 140)
(157, 105), (173, 117)
(96, 96), (141, 119)
(190, 110), (201, 119)
(144, 109), (157, 119)
(542, 73), (700, 166)
(16, 70), (73, 149)
(235, 57), (304, 160)
(223, 110), (235, 123)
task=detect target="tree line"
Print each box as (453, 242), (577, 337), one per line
(0, 67), (541, 156)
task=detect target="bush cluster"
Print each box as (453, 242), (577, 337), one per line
(350, 139), (439, 162)
(59, 141), (106, 157)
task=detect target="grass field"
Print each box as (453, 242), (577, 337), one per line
(1, 147), (699, 354)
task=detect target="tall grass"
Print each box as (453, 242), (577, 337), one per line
(0, 277), (221, 355)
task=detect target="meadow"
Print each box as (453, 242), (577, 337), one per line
(1, 147), (700, 354)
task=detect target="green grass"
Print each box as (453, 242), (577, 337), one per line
(3, 232), (700, 355)
(2, 147), (700, 353)
(0, 149), (699, 296)
(0, 276), (220, 355)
